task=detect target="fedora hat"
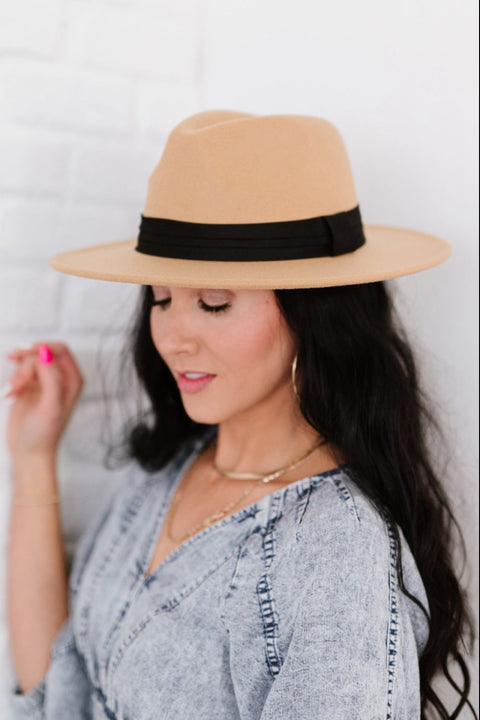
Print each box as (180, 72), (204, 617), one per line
(48, 109), (451, 289)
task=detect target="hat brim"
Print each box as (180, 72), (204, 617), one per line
(48, 224), (451, 289)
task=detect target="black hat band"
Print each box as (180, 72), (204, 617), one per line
(135, 204), (366, 262)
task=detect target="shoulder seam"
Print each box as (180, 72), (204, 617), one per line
(325, 473), (361, 522)
(297, 472), (362, 528)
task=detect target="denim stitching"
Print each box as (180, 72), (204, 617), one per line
(257, 493), (284, 679)
(220, 543), (244, 629)
(51, 636), (76, 658)
(92, 684), (119, 719)
(257, 572), (282, 679)
(327, 475), (361, 522)
(105, 439), (259, 677)
(385, 517), (399, 719)
(220, 523), (261, 628)
(109, 616), (154, 676)
(74, 481), (153, 687)
(294, 484), (313, 540)
(143, 505), (259, 583)
(109, 549), (238, 675)
(77, 444), (195, 667)
(101, 567), (147, 663)
(154, 548), (237, 611)
(69, 503), (114, 599)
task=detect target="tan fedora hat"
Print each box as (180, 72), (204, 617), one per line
(48, 109), (451, 289)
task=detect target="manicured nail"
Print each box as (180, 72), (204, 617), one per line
(38, 344), (53, 365)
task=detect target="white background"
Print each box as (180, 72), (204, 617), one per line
(0, 0), (478, 714)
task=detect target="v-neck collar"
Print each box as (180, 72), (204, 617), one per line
(81, 428), (353, 678)
(140, 425), (259, 587)
(134, 426), (351, 596)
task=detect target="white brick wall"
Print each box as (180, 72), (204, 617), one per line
(66, 3), (200, 82)
(0, 0), (203, 712)
(0, 0), (64, 56)
(0, 58), (134, 136)
(0, 127), (71, 196)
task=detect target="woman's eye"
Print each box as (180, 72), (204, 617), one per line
(199, 299), (231, 313)
(151, 299), (170, 310)
(151, 298), (231, 314)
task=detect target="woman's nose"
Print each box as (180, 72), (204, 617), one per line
(157, 309), (200, 355)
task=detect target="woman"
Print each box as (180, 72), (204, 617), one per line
(5, 110), (476, 719)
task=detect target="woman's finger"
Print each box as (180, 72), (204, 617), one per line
(36, 349), (65, 409)
(47, 351), (84, 403)
(5, 343), (85, 417)
(37, 345), (85, 411)
(5, 356), (37, 396)
(8, 343), (84, 386)
(24, 341), (71, 355)
(8, 341), (70, 358)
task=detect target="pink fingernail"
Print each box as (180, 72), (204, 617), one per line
(39, 344), (53, 364)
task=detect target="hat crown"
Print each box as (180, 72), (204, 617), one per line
(48, 108), (451, 290)
(143, 111), (358, 224)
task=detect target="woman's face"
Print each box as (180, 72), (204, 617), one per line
(149, 286), (297, 425)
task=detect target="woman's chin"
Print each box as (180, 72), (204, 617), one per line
(181, 402), (225, 426)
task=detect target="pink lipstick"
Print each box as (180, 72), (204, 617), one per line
(176, 373), (216, 394)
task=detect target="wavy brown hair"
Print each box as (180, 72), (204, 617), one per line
(99, 281), (477, 719)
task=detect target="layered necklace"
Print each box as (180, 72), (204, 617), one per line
(166, 436), (327, 542)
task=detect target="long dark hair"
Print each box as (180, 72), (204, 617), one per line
(100, 281), (477, 719)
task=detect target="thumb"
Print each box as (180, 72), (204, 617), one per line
(36, 344), (64, 408)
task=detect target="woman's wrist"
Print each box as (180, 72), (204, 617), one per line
(11, 493), (60, 507)
(11, 453), (58, 496)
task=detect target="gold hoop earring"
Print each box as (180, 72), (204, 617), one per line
(291, 352), (300, 400)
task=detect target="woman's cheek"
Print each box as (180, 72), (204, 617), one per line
(221, 319), (271, 366)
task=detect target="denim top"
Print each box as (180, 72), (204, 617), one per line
(9, 424), (430, 719)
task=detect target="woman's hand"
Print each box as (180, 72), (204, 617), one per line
(4, 342), (84, 460)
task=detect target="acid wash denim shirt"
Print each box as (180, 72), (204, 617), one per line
(9, 424), (430, 720)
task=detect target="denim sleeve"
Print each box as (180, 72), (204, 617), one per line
(8, 488), (119, 720)
(257, 503), (426, 720)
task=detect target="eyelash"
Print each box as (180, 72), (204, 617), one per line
(151, 298), (231, 314)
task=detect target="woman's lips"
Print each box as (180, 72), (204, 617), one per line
(176, 373), (216, 394)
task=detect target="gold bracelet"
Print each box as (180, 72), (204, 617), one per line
(12, 494), (60, 506)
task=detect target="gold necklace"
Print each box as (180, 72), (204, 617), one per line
(166, 437), (327, 543)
